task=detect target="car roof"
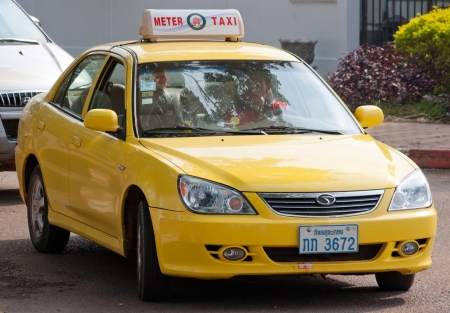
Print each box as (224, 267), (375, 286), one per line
(87, 40), (301, 64)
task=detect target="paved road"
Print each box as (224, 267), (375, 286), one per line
(366, 121), (450, 151)
(1, 170), (449, 313)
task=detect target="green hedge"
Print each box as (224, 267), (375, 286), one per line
(394, 6), (450, 94)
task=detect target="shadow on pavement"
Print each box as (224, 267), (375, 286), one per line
(0, 189), (23, 206)
(0, 235), (407, 312)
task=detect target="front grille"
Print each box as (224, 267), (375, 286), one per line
(259, 190), (384, 217)
(0, 91), (45, 107)
(2, 119), (19, 139)
(264, 244), (383, 262)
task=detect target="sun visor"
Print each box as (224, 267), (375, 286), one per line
(139, 9), (244, 42)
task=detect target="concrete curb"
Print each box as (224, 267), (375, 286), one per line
(403, 149), (450, 169)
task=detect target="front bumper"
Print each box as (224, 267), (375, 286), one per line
(0, 111), (21, 171)
(150, 190), (437, 279)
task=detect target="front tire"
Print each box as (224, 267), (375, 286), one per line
(137, 199), (170, 301)
(27, 165), (70, 253)
(375, 272), (415, 291)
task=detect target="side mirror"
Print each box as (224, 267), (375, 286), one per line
(84, 109), (119, 132)
(354, 105), (384, 128)
(30, 15), (41, 27)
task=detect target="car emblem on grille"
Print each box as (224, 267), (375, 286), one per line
(21, 97), (31, 105)
(316, 194), (336, 206)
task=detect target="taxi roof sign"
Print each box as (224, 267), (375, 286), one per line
(139, 9), (244, 42)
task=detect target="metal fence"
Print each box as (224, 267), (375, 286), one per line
(360, 0), (450, 46)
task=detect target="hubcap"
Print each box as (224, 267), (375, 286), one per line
(30, 179), (45, 238)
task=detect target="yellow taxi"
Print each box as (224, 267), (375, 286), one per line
(15, 9), (436, 301)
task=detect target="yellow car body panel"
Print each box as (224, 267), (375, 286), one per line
(151, 202), (436, 278)
(15, 33), (436, 284)
(138, 134), (416, 192)
(16, 93), (74, 213)
(128, 41), (300, 63)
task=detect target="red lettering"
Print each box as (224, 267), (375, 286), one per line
(157, 17), (185, 27)
(227, 17), (232, 25)
(219, 17), (225, 25)
(211, 16), (217, 25)
(234, 17), (237, 25)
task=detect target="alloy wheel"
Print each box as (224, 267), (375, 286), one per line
(30, 179), (45, 238)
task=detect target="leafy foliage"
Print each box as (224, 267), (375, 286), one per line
(377, 98), (448, 121)
(327, 42), (434, 110)
(394, 6), (450, 94)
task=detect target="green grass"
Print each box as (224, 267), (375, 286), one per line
(375, 100), (448, 122)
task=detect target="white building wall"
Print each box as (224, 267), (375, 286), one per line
(18, 0), (360, 77)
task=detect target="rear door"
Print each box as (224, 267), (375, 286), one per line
(33, 54), (105, 215)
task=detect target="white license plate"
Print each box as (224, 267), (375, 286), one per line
(299, 224), (358, 254)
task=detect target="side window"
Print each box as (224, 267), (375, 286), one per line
(87, 60), (126, 124)
(53, 74), (72, 108)
(53, 54), (107, 116)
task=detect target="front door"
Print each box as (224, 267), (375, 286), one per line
(68, 58), (127, 237)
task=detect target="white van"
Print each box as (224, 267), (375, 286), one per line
(0, 0), (73, 171)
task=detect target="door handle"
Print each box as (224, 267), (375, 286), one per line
(72, 136), (82, 147)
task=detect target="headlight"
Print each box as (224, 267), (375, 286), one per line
(388, 170), (432, 211)
(178, 175), (257, 214)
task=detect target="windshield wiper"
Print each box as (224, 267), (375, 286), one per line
(142, 126), (267, 137)
(0, 37), (39, 44)
(240, 126), (344, 135)
(143, 126), (214, 134)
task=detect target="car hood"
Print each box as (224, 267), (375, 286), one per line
(139, 134), (416, 192)
(0, 42), (73, 91)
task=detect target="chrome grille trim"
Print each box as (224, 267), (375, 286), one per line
(0, 91), (45, 107)
(259, 190), (384, 217)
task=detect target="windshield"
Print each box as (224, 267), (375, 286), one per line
(0, 0), (48, 43)
(135, 60), (361, 137)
